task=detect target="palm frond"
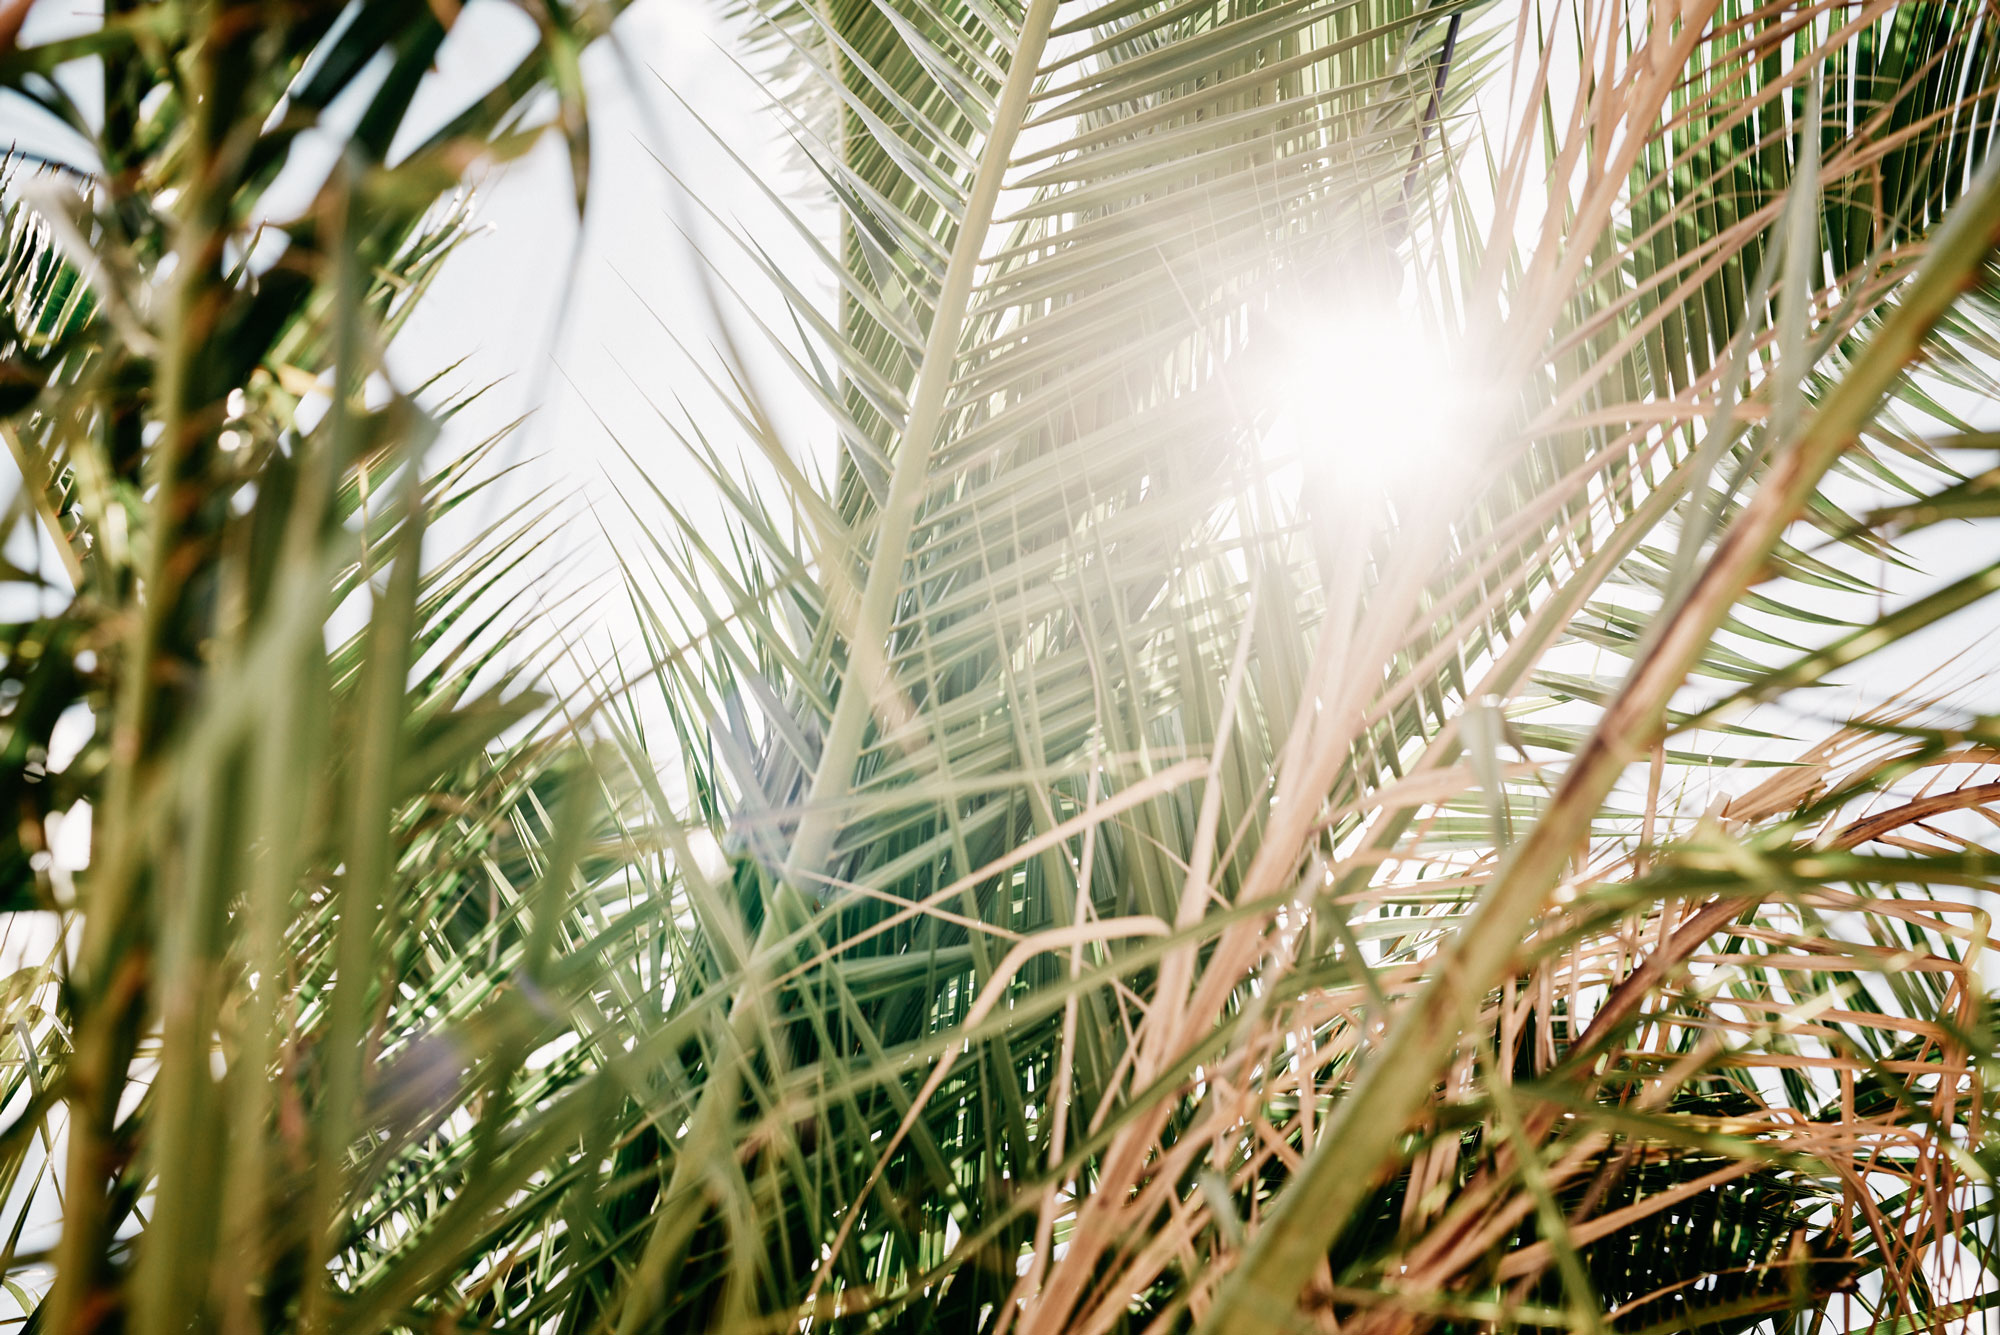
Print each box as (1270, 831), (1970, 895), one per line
(602, 0), (2000, 1332)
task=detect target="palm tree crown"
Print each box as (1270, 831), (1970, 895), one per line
(3, 0), (2000, 1332)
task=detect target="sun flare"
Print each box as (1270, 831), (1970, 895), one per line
(1265, 300), (1478, 502)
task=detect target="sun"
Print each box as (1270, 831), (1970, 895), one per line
(1260, 295), (1479, 506)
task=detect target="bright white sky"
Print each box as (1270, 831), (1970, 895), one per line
(383, 0), (827, 693)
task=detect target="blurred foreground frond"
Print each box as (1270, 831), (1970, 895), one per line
(0, 5), (694, 1331)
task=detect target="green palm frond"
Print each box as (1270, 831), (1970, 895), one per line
(598, 0), (2000, 1332)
